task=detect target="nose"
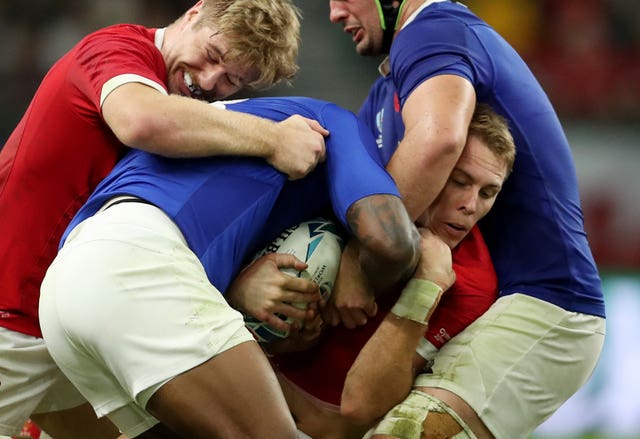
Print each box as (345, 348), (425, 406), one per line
(198, 65), (225, 95)
(459, 190), (478, 214)
(329, 1), (348, 23)
(198, 65), (241, 101)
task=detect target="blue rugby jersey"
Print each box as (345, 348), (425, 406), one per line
(359, 1), (604, 317)
(62, 97), (399, 292)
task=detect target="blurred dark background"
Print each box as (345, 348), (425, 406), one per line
(1, 2), (639, 436)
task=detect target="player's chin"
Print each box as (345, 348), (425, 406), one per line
(356, 39), (382, 56)
(355, 43), (373, 56)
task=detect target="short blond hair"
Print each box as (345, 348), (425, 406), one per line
(195, 0), (301, 89)
(468, 103), (516, 173)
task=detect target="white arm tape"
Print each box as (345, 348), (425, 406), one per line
(391, 278), (442, 325)
(416, 339), (438, 362)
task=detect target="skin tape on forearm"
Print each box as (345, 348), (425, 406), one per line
(364, 390), (477, 439)
(391, 278), (442, 325)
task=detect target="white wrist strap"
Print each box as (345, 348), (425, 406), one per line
(391, 278), (442, 325)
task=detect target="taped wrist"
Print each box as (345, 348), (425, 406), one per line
(391, 279), (442, 325)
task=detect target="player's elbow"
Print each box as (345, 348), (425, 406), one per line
(361, 223), (420, 284)
(109, 112), (156, 149)
(108, 108), (181, 157)
(340, 389), (383, 426)
(424, 137), (465, 169)
(341, 402), (378, 426)
(440, 130), (467, 156)
(348, 195), (420, 288)
(353, 196), (420, 262)
(407, 130), (466, 178)
(374, 228), (418, 267)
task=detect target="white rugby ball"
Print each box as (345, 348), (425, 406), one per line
(244, 217), (345, 343)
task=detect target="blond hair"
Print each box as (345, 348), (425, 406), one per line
(195, 0), (301, 89)
(468, 103), (516, 173)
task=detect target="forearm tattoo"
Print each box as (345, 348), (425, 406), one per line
(347, 195), (405, 246)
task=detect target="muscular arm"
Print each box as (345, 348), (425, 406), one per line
(325, 75), (474, 327)
(387, 75), (476, 220)
(102, 83), (327, 179)
(341, 316), (428, 425)
(340, 229), (455, 425)
(345, 194), (421, 295)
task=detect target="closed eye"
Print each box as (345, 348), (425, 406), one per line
(480, 187), (500, 199)
(207, 49), (222, 64)
(451, 177), (469, 187)
(225, 73), (242, 87)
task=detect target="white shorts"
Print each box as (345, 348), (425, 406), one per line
(415, 293), (606, 439)
(0, 327), (86, 436)
(39, 202), (255, 438)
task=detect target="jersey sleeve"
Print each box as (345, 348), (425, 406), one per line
(319, 103), (401, 230)
(69, 25), (167, 114)
(391, 12), (475, 105)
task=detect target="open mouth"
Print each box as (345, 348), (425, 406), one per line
(345, 25), (363, 43)
(184, 71), (203, 98)
(445, 223), (466, 233)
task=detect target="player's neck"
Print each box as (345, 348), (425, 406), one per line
(397, 0), (445, 30)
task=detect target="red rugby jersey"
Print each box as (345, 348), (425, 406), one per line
(0, 24), (166, 336)
(274, 226), (498, 406)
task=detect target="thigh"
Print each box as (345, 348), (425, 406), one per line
(415, 294), (606, 439)
(134, 423), (182, 439)
(39, 203), (266, 437)
(147, 341), (298, 439)
(31, 403), (120, 439)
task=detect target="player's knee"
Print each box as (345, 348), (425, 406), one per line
(366, 390), (476, 439)
(421, 410), (467, 439)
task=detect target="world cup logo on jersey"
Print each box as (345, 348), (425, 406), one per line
(375, 108), (384, 149)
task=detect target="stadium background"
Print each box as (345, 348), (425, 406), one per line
(1, 1), (638, 438)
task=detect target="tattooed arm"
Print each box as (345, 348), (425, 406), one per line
(347, 194), (420, 294)
(323, 194), (420, 328)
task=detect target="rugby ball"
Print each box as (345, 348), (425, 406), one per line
(244, 217), (345, 343)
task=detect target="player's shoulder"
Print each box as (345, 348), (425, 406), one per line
(76, 24), (155, 53)
(90, 23), (151, 38)
(412, 1), (479, 25)
(398, 1), (481, 44)
(213, 96), (351, 125)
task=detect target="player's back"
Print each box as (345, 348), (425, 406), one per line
(63, 97), (398, 294)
